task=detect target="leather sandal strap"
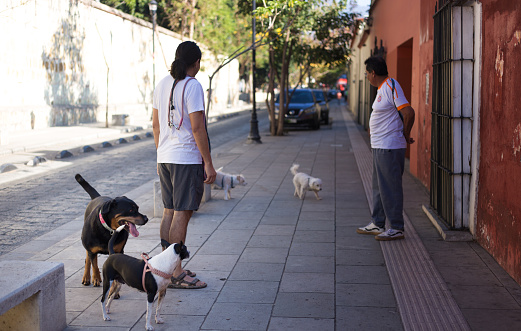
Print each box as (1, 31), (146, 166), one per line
(171, 272), (187, 283)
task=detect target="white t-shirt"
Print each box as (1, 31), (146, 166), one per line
(153, 74), (205, 164)
(369, 78), (410, 149)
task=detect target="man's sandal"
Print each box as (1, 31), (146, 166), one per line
(168, 272), (207, 289)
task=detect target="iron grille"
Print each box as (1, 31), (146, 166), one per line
(431, 0), (454, 227)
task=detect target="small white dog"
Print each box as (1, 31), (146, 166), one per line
(212, 167), (247, 200)
(290, 164), (322, 200)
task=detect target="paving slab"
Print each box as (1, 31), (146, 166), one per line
(4, 100), (521, 330)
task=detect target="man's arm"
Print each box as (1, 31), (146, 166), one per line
(152, 108), (160, 174)
(189, 111), (216, 184)
(152, 108), (160, 149)
(399, 106), (415, 144)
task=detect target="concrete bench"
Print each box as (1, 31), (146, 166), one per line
(154, 180), (211, 217)
(0, 261), (66, 331)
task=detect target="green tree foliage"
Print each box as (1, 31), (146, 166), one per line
(101, 0), (250, 58)
(100, 0), (151, 20)
(244, 0), (357, 135)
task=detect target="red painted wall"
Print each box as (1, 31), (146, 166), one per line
(416, 0), (437, 189)
(477, 0), (521, 285)
(369, 0), (421, 177)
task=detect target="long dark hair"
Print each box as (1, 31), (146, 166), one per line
(170, 41), (202, 80)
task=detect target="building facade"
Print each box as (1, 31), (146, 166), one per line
(348, 0), (521, 284)
(0, 0), (241, 137)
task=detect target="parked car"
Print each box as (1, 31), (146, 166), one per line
(273, 89), (321, 130)
(312, 89), (330, 125)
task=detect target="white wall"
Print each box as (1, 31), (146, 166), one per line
(348, 23), (372, 122)
(0, 0), (241, 132)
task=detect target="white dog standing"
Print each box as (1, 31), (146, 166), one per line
(290, 164), (322, 200)
(212, 167), (247, 200)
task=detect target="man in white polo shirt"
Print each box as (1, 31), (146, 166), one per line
(357, 56), (415, 241)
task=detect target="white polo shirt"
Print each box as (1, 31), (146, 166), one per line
(153, 74), (205, 164)
(369, 78), (410, 149)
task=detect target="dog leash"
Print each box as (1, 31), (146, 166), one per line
(141, 253), (172, 293)
(168, 77), (195, 129)
(99, 211), (114, 234)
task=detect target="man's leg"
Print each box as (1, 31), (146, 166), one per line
(371, 150), (386, 228)
(169, 210), (206, 287)
(168, 210), (192, 245)
(159, 208), (174, 245)
(373, 148), (405, 231)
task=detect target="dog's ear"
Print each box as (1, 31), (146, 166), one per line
(161, 239), (171, 250)
(101, 199), (116, 214)
(173, 241), (184, 254)
(174, 241), (190, 260)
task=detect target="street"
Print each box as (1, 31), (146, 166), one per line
(0, 109), (269, 256)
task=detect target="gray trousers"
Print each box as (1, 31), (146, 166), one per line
(371, 148), (406, 231)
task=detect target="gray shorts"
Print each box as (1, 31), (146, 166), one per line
(158, 163), (204, 211)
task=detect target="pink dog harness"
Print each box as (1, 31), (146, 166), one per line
(141, 252), (171, 293)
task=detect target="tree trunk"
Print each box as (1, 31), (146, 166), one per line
(276, 30), (291, 136)
(189, 0), (196, 40)
(267, 45), (276, 136)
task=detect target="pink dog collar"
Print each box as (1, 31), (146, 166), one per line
(99, 211), (114, 234)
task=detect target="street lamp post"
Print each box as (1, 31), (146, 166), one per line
(247, 0), (261, 144)
(149, 1), (157, 90)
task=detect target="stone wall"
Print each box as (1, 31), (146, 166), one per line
(0, 0), (241, 132)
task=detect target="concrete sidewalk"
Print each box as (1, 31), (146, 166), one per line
(1, 101), (521, 330)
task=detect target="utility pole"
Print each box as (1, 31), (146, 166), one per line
(149, 1), (157, 90)
(247, 0), (262, 144)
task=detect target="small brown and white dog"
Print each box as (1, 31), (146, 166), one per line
(290, 164), (322, 200)
(212, 167), (247, 200)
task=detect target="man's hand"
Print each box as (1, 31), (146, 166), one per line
(204, 163), (216, 184)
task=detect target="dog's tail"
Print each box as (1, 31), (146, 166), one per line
(108, 225), (126, 255)
(290, 164), (300, 175)
(75, 174), (101, 199)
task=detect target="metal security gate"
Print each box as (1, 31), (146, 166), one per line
(431, 0), (474, 229)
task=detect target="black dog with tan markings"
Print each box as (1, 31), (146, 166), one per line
(75, 174), (148, 287)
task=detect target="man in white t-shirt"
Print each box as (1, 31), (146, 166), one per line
(356, 56), (415, 241)
(152, 41), (216, 289)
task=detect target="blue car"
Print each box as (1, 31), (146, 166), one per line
(273, 89), (321, 130)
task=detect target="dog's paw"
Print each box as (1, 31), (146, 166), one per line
(92, 279), (102, 287)
(155, 315), (164, 324)
(81, 279), (91, 286)
(103, 315), (111, 321)
(145, 324), (154, 331)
